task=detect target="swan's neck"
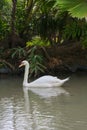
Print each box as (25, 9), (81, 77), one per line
(23, 63), (29, 85)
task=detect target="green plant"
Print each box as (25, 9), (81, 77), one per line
(27, 46), (46, 77)
(79, 22), (87, 48)
(62, 19), (82, 41)
(55, 0), (87, 19)
(26, 36), (50, 47)
(11, 47), (26, 59)
(0, 0), (11, 40)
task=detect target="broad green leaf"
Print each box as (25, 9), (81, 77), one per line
(55, 0), (87, 18)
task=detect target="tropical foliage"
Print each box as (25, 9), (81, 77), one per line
(27, 46), (46, 77)
(1, 0), (87, 75)
(11, 47), (26, 59)
(55, 0), (87, 18)
(26, 36), (50, 46)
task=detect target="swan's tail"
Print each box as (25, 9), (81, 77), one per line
(62, 77), (70, 83)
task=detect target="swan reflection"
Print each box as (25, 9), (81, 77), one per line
(23, 86), (69, 129)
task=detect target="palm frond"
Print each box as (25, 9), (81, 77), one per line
(55, 0), (87, 18)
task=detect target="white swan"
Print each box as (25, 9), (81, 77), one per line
(19, 60), (69, 87)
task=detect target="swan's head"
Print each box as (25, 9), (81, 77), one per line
(19, 60), (29, 68)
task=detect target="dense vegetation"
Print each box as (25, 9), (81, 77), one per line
(0, 0), (87, 76)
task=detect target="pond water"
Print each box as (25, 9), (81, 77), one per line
(0, 72), (87, 130)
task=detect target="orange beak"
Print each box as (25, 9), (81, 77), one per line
(19, 63), (24, 68)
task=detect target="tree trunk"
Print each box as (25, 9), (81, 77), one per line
(9, 0), (17, 48)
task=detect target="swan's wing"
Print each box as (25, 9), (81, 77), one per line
(31, 75), (61, 84)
